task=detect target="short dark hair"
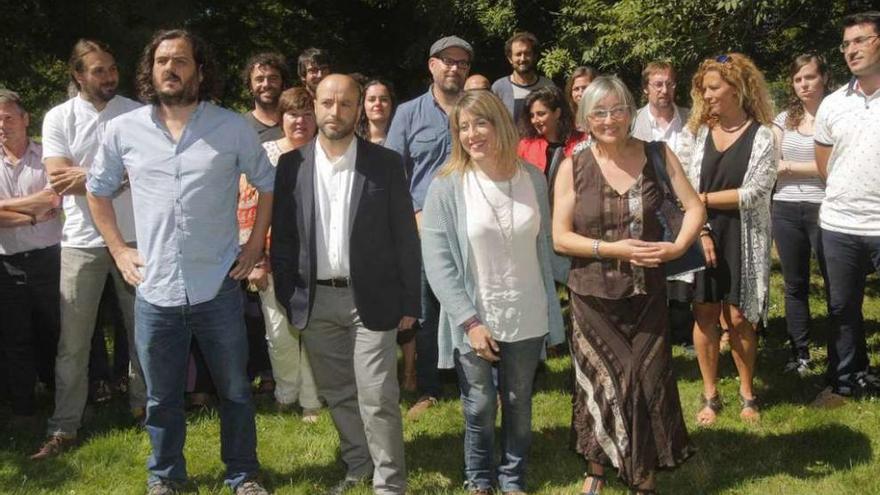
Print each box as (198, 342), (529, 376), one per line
(241, 52), (290, 91)
(297, 48), (332, 79)
(278, 86), (314, 115)
(641, 61), (676, 89)
(69, 39), (113, 90)
(135, 29), (220, 105)
(504, 31), (539, 59)
(842, 10), (880, 34)
(518, 85), (575, 143)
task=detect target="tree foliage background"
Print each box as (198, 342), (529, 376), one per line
(1, 0), (876, 133)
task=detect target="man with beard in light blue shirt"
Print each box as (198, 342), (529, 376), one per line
(86, 29), (273, 495)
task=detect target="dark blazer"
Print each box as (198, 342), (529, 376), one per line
(271, 137), (421, 331)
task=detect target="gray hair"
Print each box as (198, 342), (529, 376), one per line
(576, 75), (638, 136)
(0, 89), (25, 114)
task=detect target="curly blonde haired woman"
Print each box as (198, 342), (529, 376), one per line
(679, 53), (777, 425)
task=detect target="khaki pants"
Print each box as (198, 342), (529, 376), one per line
(47, 246), (146, 437)
(260, 275), (320, 409)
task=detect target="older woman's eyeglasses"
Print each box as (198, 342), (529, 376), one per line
(588, 106), (628, 121)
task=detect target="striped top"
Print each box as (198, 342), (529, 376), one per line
(772, 111), (825, 203)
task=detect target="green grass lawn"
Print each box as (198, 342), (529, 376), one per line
(3, 263), (880, 494)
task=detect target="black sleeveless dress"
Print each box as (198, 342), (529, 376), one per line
(694, 122), (759, 305)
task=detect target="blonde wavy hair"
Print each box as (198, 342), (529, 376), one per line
(439, 89), (520, 178)
(687, 53), (774, 134)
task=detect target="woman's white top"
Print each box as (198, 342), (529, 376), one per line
(463, 167), (548, 343)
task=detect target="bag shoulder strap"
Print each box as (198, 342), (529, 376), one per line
(646, 141), (671, 190)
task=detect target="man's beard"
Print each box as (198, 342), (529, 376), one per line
(254, 90), (280, 111)
(84, 82), (117, 103)
(438, 76), (463, 95)
(156, 75), (199, 106)
(513, 63), (534, 75)
(653, 98), (673, 110)
(319, 120), (354, 140)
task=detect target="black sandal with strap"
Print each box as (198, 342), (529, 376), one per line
(740, 393), (760, 421)
(697, 393), (723, 424)
(581, 472), (606, 495)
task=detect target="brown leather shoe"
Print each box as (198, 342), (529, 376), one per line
(811, 387), (848, 409)
(405, 396), (438, 421)
(30, 435), (76, 460)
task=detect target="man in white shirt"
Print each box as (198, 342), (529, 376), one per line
(32, 39), (145, 460)
(271, 74), (420, 495)
(632, 61), (694, 350)
(632, 61), (690, 158)
(813, 11), (880, 407)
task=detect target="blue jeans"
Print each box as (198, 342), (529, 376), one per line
(772, 201), (829, 360)
(135, 276), (258, 489)
(821, 228), (880, 395)
(416, 269), (441, 398)
(454, 335), (544, 492)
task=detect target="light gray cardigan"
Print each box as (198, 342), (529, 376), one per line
(421, 163), (566, 369)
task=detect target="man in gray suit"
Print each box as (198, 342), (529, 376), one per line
(271, 74), (420, 495)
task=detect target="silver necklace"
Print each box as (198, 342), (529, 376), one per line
(473, 170), (515, 251)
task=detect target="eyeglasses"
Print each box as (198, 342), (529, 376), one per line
(648, 81), (676, 90)
(587, 106), (629, 121)
(436, 56), (471, 70)
(839, 34), (880, 52)
(306, 65), (330, 76)
(715, 54), (731, 63)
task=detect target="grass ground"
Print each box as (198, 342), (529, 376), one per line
(2, 263), (879, 494)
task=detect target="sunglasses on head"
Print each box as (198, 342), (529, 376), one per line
(715, 54), (731, 63)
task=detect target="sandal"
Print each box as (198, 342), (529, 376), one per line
(581, 472), (606, 495)
(739, 393), (760, 422)
(696, 393), (723, 426)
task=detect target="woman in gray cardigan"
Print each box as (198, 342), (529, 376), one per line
(421, 90), (565, 495)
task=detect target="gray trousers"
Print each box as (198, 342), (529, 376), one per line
(301, 285), (406, 495)
(47, 246), (146, 437)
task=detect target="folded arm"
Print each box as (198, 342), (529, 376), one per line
(0, 188), (60, 215)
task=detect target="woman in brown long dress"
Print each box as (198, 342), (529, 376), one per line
(552, 76), (705, 494)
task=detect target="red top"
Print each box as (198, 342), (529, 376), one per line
(517, 131), (586, 172)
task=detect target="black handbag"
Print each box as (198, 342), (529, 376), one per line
(647, 142), (706, 278)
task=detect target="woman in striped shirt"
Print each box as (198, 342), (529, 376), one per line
(770, 54), (832, 376)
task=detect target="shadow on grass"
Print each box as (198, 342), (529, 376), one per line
(0, 449), (77, 493)
(675, 423), (873, 494)
(0, 395), (131, 491)
(528, 423), (872, 494)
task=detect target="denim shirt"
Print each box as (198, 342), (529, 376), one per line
(384, 88), (452, 212)
(87, 102), (275, 307)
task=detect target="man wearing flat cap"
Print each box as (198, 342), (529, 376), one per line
(385, 35), (473, 421)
